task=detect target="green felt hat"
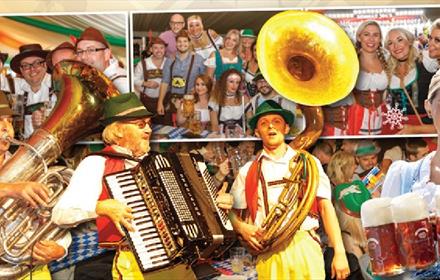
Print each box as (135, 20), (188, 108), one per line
(248, 100), (294, 130)
(240, 28), (256, 38)
(334, 180), (371, 217)
(355, 140), (381, 157)
(101, 93), (153, 126)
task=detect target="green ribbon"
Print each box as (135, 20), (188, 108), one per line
(6, 16), (125, 47)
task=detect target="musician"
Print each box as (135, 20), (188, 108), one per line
(0, 91), (69, 279)
(75, 27), (129, 94)
(52, 92), (152, 279)
(229, 100), (349, 279)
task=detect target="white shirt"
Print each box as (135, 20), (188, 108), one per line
(104, 58), (129, 94)
(133, 57), (167, 98)
(52, 145), (142, 227)
(230, 145), (331, 230)
(15, 73), (54, 138)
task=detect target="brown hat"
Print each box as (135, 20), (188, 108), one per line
(176, 29), (190, 40)
(10, 44), (49, 74)
(149, 37), (168, 47)
(0, 92), (13, 116)
(76, 27), (109, 48)
(46, 41), (75, 70)
(0, 52), (8, 64)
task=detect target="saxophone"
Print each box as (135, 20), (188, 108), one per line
(0, 60), (120, 279)
(255, 11), (359, 252)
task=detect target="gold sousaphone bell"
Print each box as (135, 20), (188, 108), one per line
(254, 11), (359, 252)
(257, 10), (358, 106)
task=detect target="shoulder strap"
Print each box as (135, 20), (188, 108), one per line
(206, 29), (219, 52)
(6, 74), (15, 94)
(184, 54), (195, 94)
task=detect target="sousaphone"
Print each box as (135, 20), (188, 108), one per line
(255, 11), (358, 251)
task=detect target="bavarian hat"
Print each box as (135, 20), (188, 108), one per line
(248, 100), (294, 130)
(0, 52), (8, 64)
(101, 93), (153, 126)
(46, 41), (75, 70)
(240, 29), (256, 38)
(76, 27), (109, 48)
(355, 140), (381, 157)
(149, 37), (168, 47)
(0, 92), (14, 116)
(252, 71), (265, 82)
(333, 180), (371, 217)
(10, 44), (49, 74)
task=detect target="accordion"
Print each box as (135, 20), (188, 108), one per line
(104, 152), (234, 272)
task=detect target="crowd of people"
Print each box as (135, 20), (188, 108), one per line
(1, 11), (440, 280)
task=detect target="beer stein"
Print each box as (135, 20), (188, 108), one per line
(189, 111), (202, 135)
(182, 94), (195, 118)
(391, 193), (436, 271)
(361, 198), (404, 276)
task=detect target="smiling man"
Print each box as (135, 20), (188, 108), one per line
(229, 100), (349, 280)
(10, 44), (53, 138)
(76, 27), (129, 94)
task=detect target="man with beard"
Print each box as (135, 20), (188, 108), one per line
(52, 93), (153, 279)
(245, 72), (298, 131)
(159, 13), (186, 58)
(11, 44), (53, 139)
(76, 27), (129, 94)
(157, 30), (205, 125)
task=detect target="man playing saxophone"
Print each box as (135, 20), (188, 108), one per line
(52, 93), (153, 279)
(229, 100), (350, 279)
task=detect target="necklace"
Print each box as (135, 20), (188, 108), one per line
(225, 92), (236, 98)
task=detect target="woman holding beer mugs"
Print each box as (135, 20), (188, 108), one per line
(209, 69), (249, 137)
(176, 74), (213, 132)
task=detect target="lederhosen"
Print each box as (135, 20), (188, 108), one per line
(164, 54), (195, 126)
(139, 57), (167, 125)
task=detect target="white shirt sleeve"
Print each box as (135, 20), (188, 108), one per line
(133, 60), (145, 89)
(204, 56), (216, 68)
(230, 162), (252, 209)
(52, 156), (106, 227)
(381, 161), (405, 198)
(54, 230), (72, 260)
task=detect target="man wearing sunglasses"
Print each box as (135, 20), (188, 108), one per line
(10, 43), (53, 139)
(76, 27), (129, 94)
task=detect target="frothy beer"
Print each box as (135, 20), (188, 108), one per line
(391, 193), (436, 270)
(361, 198), (403, 276)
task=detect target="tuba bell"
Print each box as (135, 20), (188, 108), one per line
(0, 60), (120, 279)
(255, 11), (358, 251)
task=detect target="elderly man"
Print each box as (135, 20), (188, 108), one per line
(229, 100), (349, 280)
(53, 93), (153, 279)
(76, 27), (129, 93)
(159, 13), (185, 58)
(10, 44), (53, 139)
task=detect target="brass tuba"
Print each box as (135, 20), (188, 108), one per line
(255, 11), (358, 251)
(0, 60), (120, 279)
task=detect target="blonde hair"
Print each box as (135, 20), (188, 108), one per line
(224, 29), (241, 54)
(384, 27), (418, 80)
(327, 151), (356, 186)
(430, 18), (440, 33)
(355, 20), (388, 73)
(102, 122), (122, 145)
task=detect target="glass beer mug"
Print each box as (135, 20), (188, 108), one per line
(391, 193), (436, 271)
(361, 198), (404, 276)
(182, 94), (195, 118)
